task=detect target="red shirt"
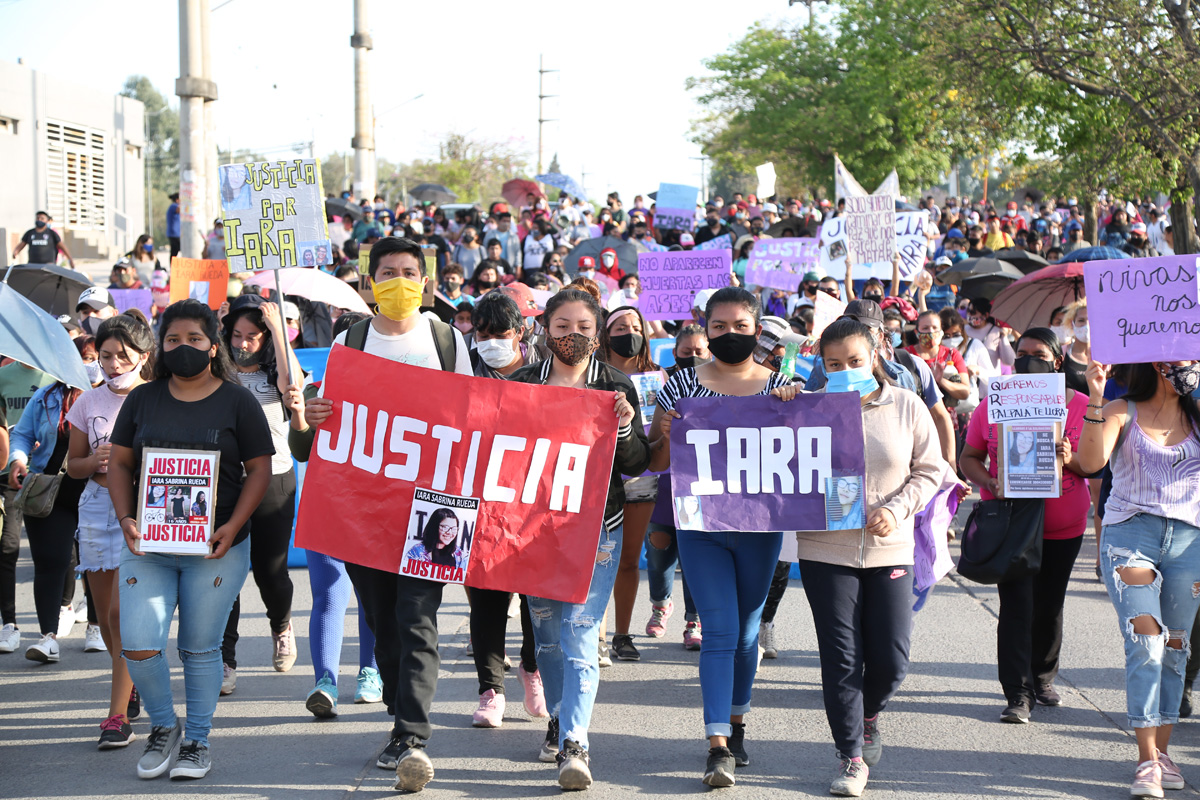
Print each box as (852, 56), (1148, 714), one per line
(905, 344), (968, 376)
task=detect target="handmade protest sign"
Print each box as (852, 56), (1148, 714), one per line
(1084, 254), (1200, 363)
(820, 211), (924, 281)
(138, 448), (219, 556)
(638, 250), (732, 321)
(810, 291), (847, 339)
(998, 422), (1062, 498)
(844, 195), (896, 265)
(745, 238), (820, 291)
(109, 288), (153, 319)
(654, 183), (699, 231)
(695, 233), (732, 252)
(986, 373), (1066, 424)
(630, 371), (667, 433)
(169, 257), (228, 310)
(670, 392), (865, 532)
(219, 159), (331, 271)
(399, 489), (478, 585)
(295, 346), (619, 604)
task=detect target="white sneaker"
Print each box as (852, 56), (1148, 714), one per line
(220, 664), (236, 696)
(0, 623), (19, 653)
(84, 624), (107, 652)
(507, 593), (521, 619)
(760, 621), (778, 659)
(57, 605), (76, 638)
(75, 596), (89, 623)
(26, 633), (60, 663)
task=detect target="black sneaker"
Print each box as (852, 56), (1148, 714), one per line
(703, 746), (736, 787)
(1035, 684), (1062, 706)
(127, 687), (141, 720)
(539, 717), (560, 763)
(612, 634), (640, 662)
(376, 736), (407, 770)
(1000, 699), (1031, 724)
(557, 739), (592, 791)
(1183, 683), (1194, 718)
(727, 723), (749, 767)
(98, 714), (135, 750)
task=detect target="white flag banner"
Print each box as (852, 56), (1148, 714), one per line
(834, 155), (868, 202)
(756, 162), (777, 200)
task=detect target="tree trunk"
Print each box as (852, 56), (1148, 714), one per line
(1083, 199), (1098, 245)
(1176, 148), (1200, 255)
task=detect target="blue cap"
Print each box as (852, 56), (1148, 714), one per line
(944, 228), (965, 239)
(1065, 220), (1083, 232)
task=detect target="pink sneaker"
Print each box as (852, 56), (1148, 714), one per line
(683, 620), (702, 651)
(1131, 760), (1164, 798)
(1159, 752), (1184, 791)
(519, 665), (549, 718)
(645, 600), (674, 638)
(472, 688), (505, 728)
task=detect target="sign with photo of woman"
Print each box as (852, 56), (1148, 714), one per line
(399, 488), (479, 585)
(998, 422), (1062, 498)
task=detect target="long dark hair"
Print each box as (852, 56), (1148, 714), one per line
(221, 305), (281, 388)
(154, 300), (236, 382)
(600, 305), (658, 374)
(1122, 363), (1200, 434)
(544, 288), (603, 330)
(96, 313), (156, 381)
(819, 317), (892, 388)
(421, 508), (459, 566)
(1016, 327), (1063, 369)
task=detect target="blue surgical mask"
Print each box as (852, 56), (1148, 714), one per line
(143, 243), (153, 253)
(825, 365), (879, 398)
(890, 331), (902, 348)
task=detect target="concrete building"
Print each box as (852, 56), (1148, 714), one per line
(0, 59), (146, 266)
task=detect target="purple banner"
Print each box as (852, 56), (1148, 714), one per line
(638, 250), (732, 321)
(109, 288), (154, 319)
(1083, 254), (1200, 363)
(655, 207), (695, 231)
(670, 392), (866, 532)
(745, 238), (820, 291)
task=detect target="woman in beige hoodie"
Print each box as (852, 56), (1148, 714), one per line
(796, 317), (943, 798)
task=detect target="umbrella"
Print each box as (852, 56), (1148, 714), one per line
(991, 248), (1049, 275)
(565, 237), (638, 277)
(535, 173), (587, 200)
(938, 257), (1023, 285)
(410, 183), (457, 204)
(765, 219), (809, 238)
(896, 200), (918, 211)
(501, 179), (543, 208)
(242, 268), (371, 314)
(960, 273), (1020, 301)
(5, 264), (94, 317)
(989, 262), (1085, 333)
(325, 197), (363, 222)
(0, 280), (90, 390)
(1055, 246), (1128, 264)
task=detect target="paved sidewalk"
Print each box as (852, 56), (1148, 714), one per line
(2, 529), (1199, 799)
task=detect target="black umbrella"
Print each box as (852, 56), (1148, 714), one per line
(991, 248), (1049, 275)
(961, 273), (1020, 301)
(410, 183), (457, 204)
(938, 257), (1023, 285)
(565, 236), (638, 277)
(765, 219), (808, 238)
(325, 197), (363, 221)
(896, 200), (918, 211)
(6, 264), (94, 317)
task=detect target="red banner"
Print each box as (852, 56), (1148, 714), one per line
(295, 345), (619, 604)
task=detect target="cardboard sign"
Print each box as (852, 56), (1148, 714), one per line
(109, 288), (154, 319)
(695, 233), (732, 252)
(638, 250), (732, 321)
(169, 257), (229, 310)
(810, 291), (847, 339)
(745, 238), (820, 291)
(295, 346), (621, 604)
(654, 183), (699, 231)
(819, 212), (927, 281)
(670, 392), (866, 532)
(1084, 254), (1200, 363)
(399, 489), (478, 584)
(998, 421), (1062, 498)
(219, 159), (331, 271)
(138, 448), (219, 555)
(985, 373), (1067, 425)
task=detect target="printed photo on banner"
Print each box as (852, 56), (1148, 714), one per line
(674, 495), (706, 530)
(824, 472), (866, 530)
(986, 373), (1066, 424)
(219, 158), (331, 271)
(637, 249), (732, 321)
(1082, 254), (1200, 363)
(137, 448), (219, 556)
(630, 371), (666, 431)
(399, 489), (478, 585)
(169, 257), (229, 311)
(998, 422), (1061, 498)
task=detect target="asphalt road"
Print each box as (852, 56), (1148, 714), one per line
(2, 521), (1199, 799)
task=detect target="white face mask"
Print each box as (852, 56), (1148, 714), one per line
(944, 335), (963, 348)
(475, 337), (516, 368)
(1073, 323), (1090, 343)
(1050, 325), (1072, 344)
(84, 361), (104, 385)
(104, 358), (145, 390)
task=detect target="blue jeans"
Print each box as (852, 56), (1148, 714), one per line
(1101, 514), (1200, 728)
(677, 529), (783, 738)
(529, 525), (621, 751)
(119, 540), (250, 746)
(645, 523), (697, 621)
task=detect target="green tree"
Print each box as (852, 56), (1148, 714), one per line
(120, 76), (180, 243)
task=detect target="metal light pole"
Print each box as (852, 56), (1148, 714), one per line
(177, 0), (217, 259)
(537, 55), (558, 176)
(144, 108), (165, 238)
(690, 155), (710, 202)
(351, 0), (376, 201)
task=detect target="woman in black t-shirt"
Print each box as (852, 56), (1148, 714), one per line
(108, 300), (274, 781)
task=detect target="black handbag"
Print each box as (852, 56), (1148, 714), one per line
(956, 498), (1045, 584)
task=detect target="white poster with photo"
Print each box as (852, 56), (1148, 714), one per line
(630, 371), (667, 433)
(399, 488), (479, 584)
(138, 448), (219, 555)
(999, 422), (1062, 499)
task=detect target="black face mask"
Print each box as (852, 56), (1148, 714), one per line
(802, 283), (818, 296)
(863, 293), (883, 304)
(163, 344), (212, 378)
(708, 332), (758, 364)
(35, 219), (47, 228)
(233, 346), (262, 367)
(1014, 355), (1056, 375)
(675, 355), (701, 370)
(609, 333), (644, 359)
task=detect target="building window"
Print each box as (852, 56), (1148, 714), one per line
(46, 119), (107, 230)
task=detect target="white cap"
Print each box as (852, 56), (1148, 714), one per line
(76, 286), (113, 311)
(762, 202), (779, 214)
(693, 287), (717, 310)
(282, 300), (301, 321)
(935, 256), (953, 267)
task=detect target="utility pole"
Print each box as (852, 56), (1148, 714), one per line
(177, 0), (217, 259)
(690, 155), (710, 202)
(351, 0), (376, 201)
(537, 54), (558, 176)
(580, 167), (588, 201)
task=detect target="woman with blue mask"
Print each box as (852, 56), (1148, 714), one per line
(797, 317), (943, 797)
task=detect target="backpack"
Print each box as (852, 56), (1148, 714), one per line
(343, 317), (459, 372)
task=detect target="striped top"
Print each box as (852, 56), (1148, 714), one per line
(1106, 401), (1200, 529)
(657, 367), (793, 413)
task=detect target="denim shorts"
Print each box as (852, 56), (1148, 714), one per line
(623, 474), (659, 504)
(76, 481), (123, 573)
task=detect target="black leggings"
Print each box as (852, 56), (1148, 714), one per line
(761, 561), (792, 624)
(468, 589), (537, 695)
(222, 470), (296, 667)
(23, 478), (86, 635)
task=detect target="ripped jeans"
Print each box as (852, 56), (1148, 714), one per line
(119, 540), (250, 746)
(1101, 514), (1200, 728)
(528, 525), (621, 752)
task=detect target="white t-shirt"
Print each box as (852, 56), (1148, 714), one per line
(333, 317), (472, 375)
(65, 385), (130, 474)
(1149, 219), (1174, 256)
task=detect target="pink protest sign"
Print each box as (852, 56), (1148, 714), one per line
(1083, 254), (1200, 363)
(745, 238), (820, 291)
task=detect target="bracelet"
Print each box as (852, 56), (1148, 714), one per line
(1083, 416), (1104, 425)
(1088, 403), (1105, 410)
(120, 515), (136, 523)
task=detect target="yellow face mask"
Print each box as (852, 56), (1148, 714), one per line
(371, 276), (424, 321)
